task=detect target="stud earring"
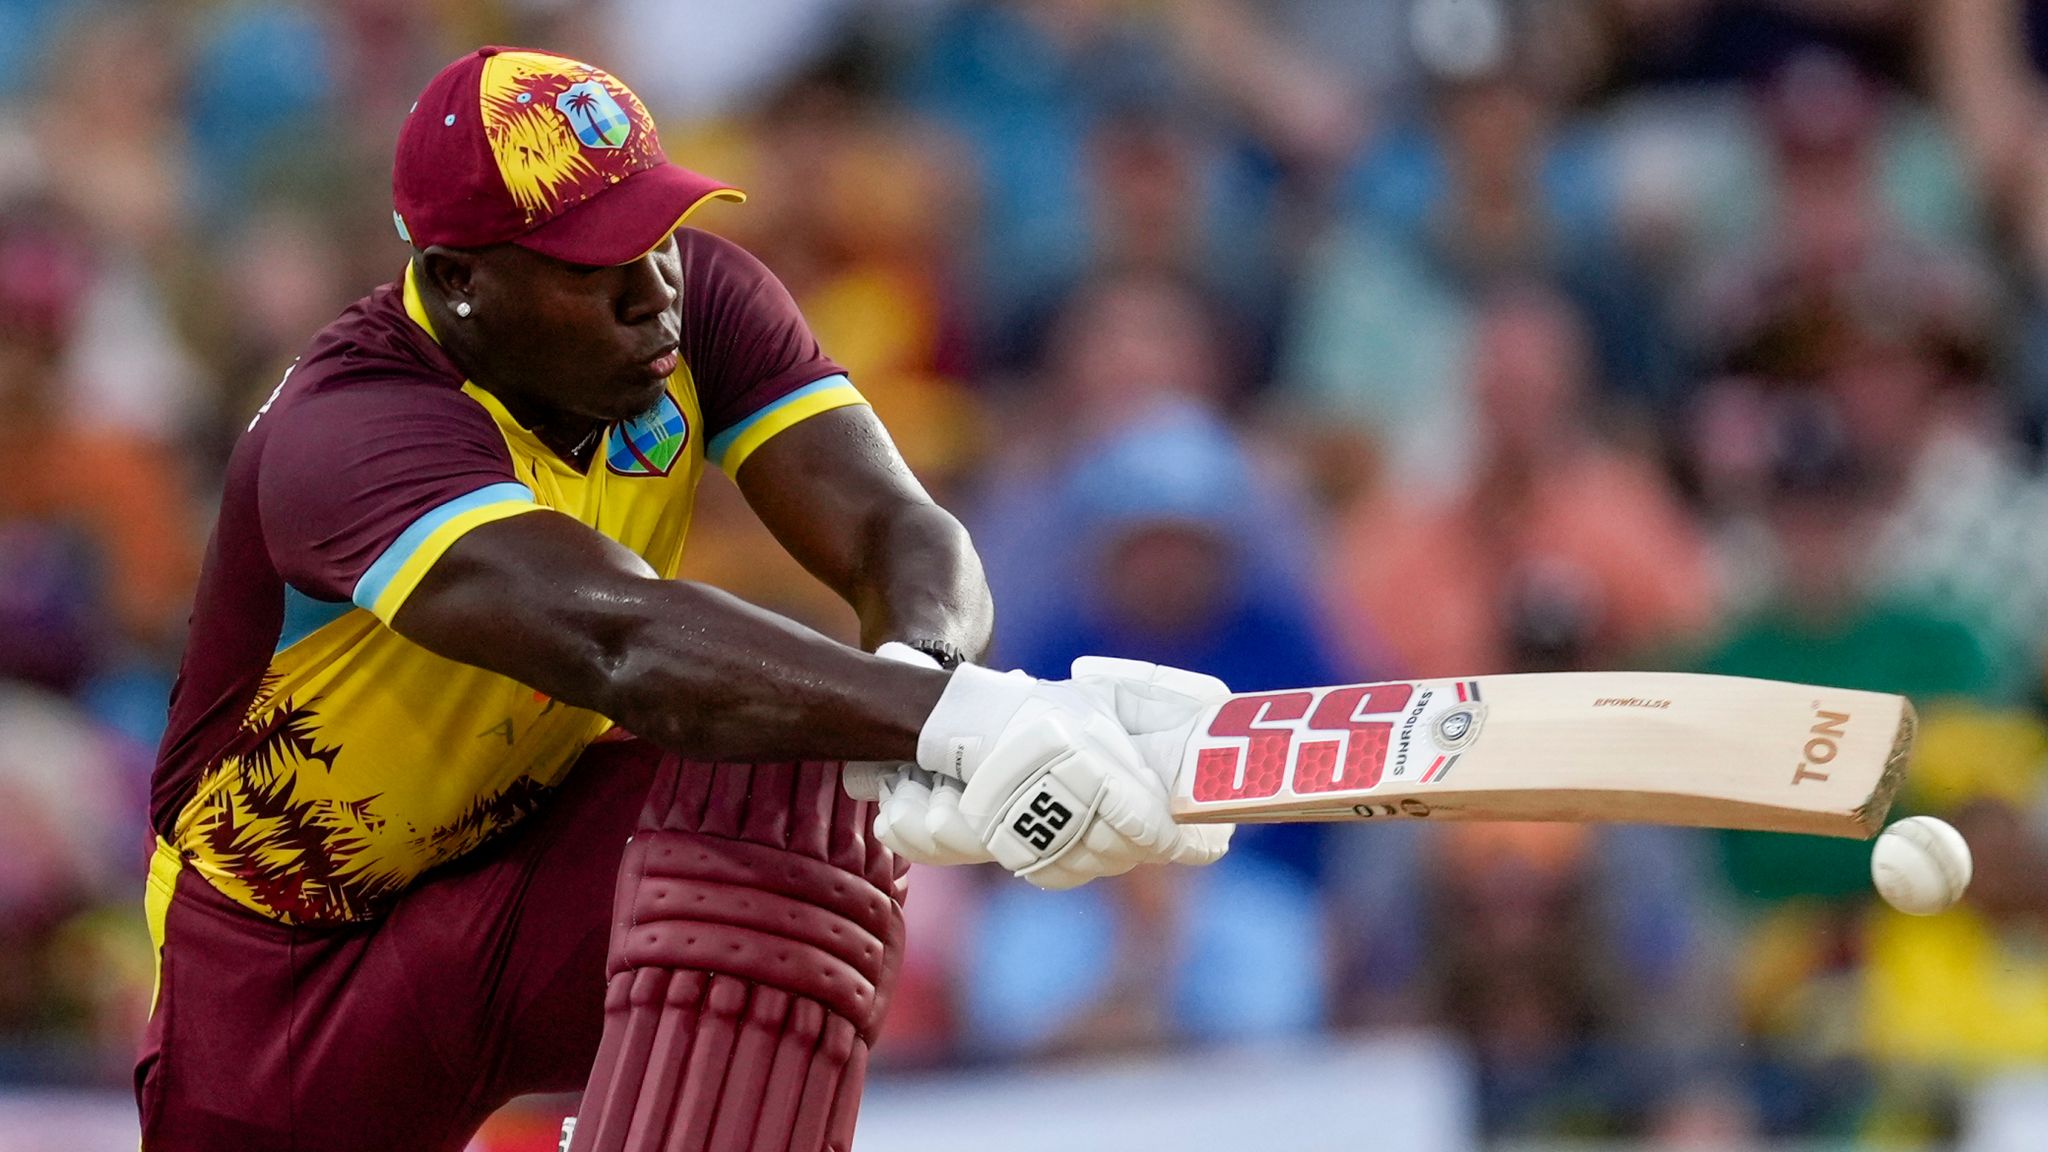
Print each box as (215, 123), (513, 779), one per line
(455, 301), (473, 318)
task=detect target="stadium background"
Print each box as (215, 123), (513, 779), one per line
(3, 0), (2048, 1147)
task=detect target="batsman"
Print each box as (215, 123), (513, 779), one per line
(138, 46), (1231, 1152)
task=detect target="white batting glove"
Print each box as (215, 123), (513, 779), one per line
(840, 644), (931, 802)
(916, 660), (1197, 888)
(955, 708), (1179, 889)
(1069, 656), (1237, 867)
(843, 644), (995, 866)
(849, 648), (1230, 886)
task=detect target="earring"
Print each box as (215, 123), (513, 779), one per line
(455, 301), (473, 318)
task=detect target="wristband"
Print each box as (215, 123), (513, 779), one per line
(903, 640), (969, 671)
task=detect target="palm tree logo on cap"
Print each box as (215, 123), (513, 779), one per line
(556, 81), (631, 150)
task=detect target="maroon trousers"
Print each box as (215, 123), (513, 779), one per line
(137, 743), (905, 1152)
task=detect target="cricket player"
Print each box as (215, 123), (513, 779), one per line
(138, 47), (1229, 1152)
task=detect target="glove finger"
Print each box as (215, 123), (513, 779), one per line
(873, 798), (944, 867)
(926, 779), (989, 862)
(1070, 657), (1231, 732)
(1130, 731), (1191, 791)
(1080, 819), (1149, 869)
(1034, 841), (1136, 887)
(1168, 822), (1234, 866)
(1139, 666), (1231, 703)
(1114, 681), (1229, 734)
(1070, 655), (1160, 683)
(1083, 774), (1177, 854)
(879, 772), (944, 858)
(1070, 815), (1132, 865)
(1023, 862), (1095, 891)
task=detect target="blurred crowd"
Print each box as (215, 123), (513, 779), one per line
(6, 0), (2048, 1143)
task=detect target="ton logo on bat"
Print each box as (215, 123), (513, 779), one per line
(1790, 709), (1850, 786)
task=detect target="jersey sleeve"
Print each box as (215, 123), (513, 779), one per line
(675, 228), (866, 473)
(256, 383), (542, 623)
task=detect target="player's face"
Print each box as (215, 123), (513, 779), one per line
(463, 235), (683, 424)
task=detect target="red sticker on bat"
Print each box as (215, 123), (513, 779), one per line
(1190, 683), (1416, 802)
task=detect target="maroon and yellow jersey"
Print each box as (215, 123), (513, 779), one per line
(149, 228), (865, 924)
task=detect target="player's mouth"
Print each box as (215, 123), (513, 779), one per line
(640, 347), (680, 378)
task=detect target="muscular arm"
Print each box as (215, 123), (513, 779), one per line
(390, 509), (949, 761)
(734, 406), (994, 661)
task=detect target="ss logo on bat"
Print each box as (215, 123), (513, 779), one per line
(1012, 790), (1073, 850)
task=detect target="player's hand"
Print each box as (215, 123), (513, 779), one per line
(846, 761), (992, 866)
(956, 708), (1179, 888)
(844, 644), (997, 866)
(871, 767), (991, 865)
(1068, 656), (1236, 866)
(916, 662), (1194, 888)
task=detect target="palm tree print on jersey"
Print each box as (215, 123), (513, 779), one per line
(184, 680), (381, 922)
(184, 677), (558, 923)
(412, 774), (555, 865)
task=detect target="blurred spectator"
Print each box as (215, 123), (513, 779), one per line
(1927, 0), (2048, 450)
(962, 850), (1325, 1059)
(603, 0), (868, 120)
(1327, 821), (1736, 1139)
(0, 204), (200, 701)
(1281, 2), (1673, 492)
(991, 103), (1285, 378)
(1693, 406), (1999, 905)
(1323, 284), (1713, 678)
(1621, 47), (1981, 394)
(1587, 0), (1921, 93)
(902, 0), (1278, 362)
(1859, 707), (2048, 1072)
(711, 59), (987, 492)
(184, 5), (337, 222)
(1007, 405), (1347, 700)
(971, 270), (1310, 655)
(1005, 401), (1351, 881)
(34, 7), (193, 253)
(961, 405), (1344, 1060)
(0, 685), (149, 1082)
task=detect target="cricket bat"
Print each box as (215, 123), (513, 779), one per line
(1168, 672), (1914, 838)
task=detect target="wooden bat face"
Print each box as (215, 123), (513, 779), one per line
(1169, 672), (1913, 838)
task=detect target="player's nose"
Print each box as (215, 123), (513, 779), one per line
(617, 250), (678, 325)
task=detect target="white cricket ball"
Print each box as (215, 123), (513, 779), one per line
(1870, 816), (1973, 915)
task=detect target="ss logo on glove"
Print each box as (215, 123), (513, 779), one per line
(1010, 790), (1074, 850)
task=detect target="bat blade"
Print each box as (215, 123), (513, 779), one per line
(1168, 672), (1914, 838)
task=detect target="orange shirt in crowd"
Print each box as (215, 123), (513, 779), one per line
(1325, 447), (1717, 678)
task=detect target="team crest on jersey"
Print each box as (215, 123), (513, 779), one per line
(556, 81), (631, 150)
(607, 392), (689, 477)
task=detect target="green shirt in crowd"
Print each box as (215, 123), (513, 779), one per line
(1692, 600), (1999, 903)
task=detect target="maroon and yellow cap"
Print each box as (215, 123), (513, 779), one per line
(392, 46), (743, 266)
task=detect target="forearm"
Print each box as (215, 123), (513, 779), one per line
(574, 577), (951, 760)
(733, 407), (995, 662)
(849, 501), (994, 661)
(393, 514), (949, 762)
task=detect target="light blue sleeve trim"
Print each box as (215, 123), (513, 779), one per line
(276, 585), (357, 655)
(351, 481), (535, 612)
(705, 374), (853, 469)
